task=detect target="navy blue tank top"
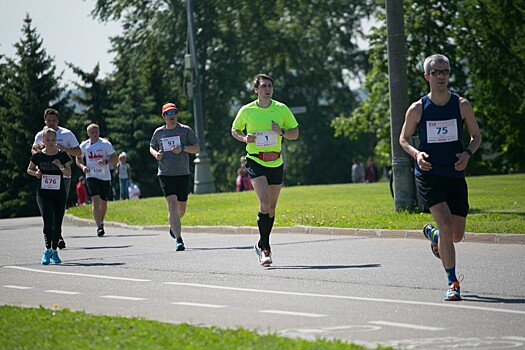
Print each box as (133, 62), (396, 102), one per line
(416, 93), (464, 178)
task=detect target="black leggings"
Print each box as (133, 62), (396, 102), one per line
(36, 190), (67, 250)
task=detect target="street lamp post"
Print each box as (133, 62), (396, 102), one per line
(185, 0), (216, 194)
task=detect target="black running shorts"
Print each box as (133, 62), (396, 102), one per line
(158, 175), (190, 201)
(86, 178), (112, 201)
(415, 173), (469, 217)
(245, 158), (284, 185)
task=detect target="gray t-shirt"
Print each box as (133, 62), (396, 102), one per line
(150, 123), (199, 176)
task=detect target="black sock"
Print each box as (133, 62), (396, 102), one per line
(257, 212), (271, 250)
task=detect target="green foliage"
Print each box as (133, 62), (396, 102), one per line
(0, 15), (71, 218)
(0, 305), (375, 350)
(68, 174), (525, 234)
(88, 0), (376, 192)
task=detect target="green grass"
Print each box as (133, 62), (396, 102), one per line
(0, 306), (384, 350)
(68, 174), (525, 234)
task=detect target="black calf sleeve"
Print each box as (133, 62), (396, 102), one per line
(257, 212), (272, 250)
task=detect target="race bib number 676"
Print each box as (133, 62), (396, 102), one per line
(41, 174), (61, 190)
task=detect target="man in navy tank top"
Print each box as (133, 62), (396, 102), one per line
(399, 54), (482, 301)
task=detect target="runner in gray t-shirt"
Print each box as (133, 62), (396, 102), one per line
(149, 102), (200, 251)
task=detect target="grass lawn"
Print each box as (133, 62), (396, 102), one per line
(68, 174), (525, 234)
(0, 306), (383, 350)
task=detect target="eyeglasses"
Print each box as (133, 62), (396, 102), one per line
(164, 110), (178, 116)
(429, 69), (450, 76)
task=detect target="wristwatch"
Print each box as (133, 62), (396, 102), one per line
(280, 128), (286, 136)
(465, 149), (473, 157)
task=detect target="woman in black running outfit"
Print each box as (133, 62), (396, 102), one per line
(27, 127), (72, 265)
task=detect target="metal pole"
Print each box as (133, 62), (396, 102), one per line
(386, 0), (415, 211)
(186, 0), (216, 194)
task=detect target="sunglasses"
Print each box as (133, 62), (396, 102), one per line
(429, 69), (450, 76)
(164, 110), (178, 116)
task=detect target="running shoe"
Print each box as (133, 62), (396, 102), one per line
(261, 249), (272, 266)
(423, 223), (440, 259)
(176, 240), (185, 251)
(444, 281), (461, 301)
(41, 250), (52, 265)
(51, 250), (62, 265)
(254, 244), (262, 264)
(57, 238), (66, 250)
(97, 224), (105, 237)
(169, 228), (176, 239)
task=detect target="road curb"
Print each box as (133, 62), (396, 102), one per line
(63, 214), (525, 245)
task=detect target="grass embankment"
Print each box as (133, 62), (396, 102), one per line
(69, 174), (525, 234)
(0, 306), (381, 350)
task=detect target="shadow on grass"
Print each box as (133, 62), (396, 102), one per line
(468, 208), (525, 216)
(265, 264), (381, 270)
(462, 294), (525, 304)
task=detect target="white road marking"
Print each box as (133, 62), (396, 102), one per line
(260, 310), (327, 318)
(45, 290), (81, 295)
(4, 266), (150, 282)
(101, 295), (147, 301)
(163, 282), (525, 316)
(173, 302), (226, 308)
(502, 336), (525, 342)
(3, 285), (32, 290)
(369, 320), (444, 331)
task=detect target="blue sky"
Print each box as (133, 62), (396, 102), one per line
(0, 0), (121, 87)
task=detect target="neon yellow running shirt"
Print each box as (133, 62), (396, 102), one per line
(232, 100), (299, 167)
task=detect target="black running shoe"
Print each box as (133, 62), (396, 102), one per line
(57, 238), (66, 250)
(97, 224), (105, 237)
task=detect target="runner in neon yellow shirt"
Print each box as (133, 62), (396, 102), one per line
(231, 74), (299, 266)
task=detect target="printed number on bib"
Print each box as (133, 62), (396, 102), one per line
(426, 119), (458, 143)
(161, 136), (181, 152)
(255, 131), (278, 148)
(41, 174), (61, 190)
(91, 166), (106, 177)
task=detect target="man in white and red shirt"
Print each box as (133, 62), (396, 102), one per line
(76, 124), (117, 237)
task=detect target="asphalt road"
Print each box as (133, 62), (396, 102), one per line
(1, 216), (524, 349)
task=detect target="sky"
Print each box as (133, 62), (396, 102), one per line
(0, 0), (122, 87)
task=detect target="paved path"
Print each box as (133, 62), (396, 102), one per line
(1, 216), (524, 349)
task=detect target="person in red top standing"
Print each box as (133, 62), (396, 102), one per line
(76, 176), (88, 205)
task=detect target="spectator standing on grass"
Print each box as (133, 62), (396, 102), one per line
(27, 128), (72, 265)
(149, 102), (200, 251)
(32, 108), (81, 250)
(231, 74), (299, 266)
(76, 124), (117, 237)
(351, 158), (365, 183)
(399, 54), (481, 301)
(115, 152), (131, 200)
(235, 156), (253, 192)
(365, 157), (379, 183)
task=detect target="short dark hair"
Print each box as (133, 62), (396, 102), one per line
(253, 74), (273, 89)
(43, 108), (59, 119)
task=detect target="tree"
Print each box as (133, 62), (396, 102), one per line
(0, 15), (70, 218)
(91, 0), (375, 192)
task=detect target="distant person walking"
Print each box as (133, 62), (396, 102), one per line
(364, 157), (379, 183)
(27, 128), (72, 265)
(76, 124), (117, 237)
(115, 152), (131, 200)
(231, 74), (299, 266)
(149, 102), (200, 251)
(32, 108), (81, 249)
(351, 158), (365, 183)
(399, 54), (481, 301)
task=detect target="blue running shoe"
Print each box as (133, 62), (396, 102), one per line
(423, 224), (440, 259)
(444, 281), (461, 301)
(41, 250), (52, 265)
(169, 228), (176, 239)
(176, 240), (185, 251)
(51, 250), (62, 265)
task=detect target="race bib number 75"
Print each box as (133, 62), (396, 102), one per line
(426, 119), (458, 143)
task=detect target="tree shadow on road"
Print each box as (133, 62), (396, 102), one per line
(462, 294), (525, 304)
(60, 262), (125, 267)
(265, 264), (381, 270)
(68, 245), (133, 250)
(189, 246), (253, 251)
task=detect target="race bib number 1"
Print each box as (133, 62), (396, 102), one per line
(41, 174), (61, 190)
(426, 119), (458, 143)
(161, 136), (181, 152)
(255, 131), (278, 147)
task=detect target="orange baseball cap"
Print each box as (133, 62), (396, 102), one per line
(161, 102), (177, 114)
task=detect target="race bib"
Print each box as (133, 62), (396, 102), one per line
(161, 136), (181, 152)
(255, 131), (278, 147)
(41, 174), (61, 190)
(426, 119), (458, 143)
(90, 165), (106, 177)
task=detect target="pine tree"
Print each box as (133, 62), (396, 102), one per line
(0, 15), (69, 217)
